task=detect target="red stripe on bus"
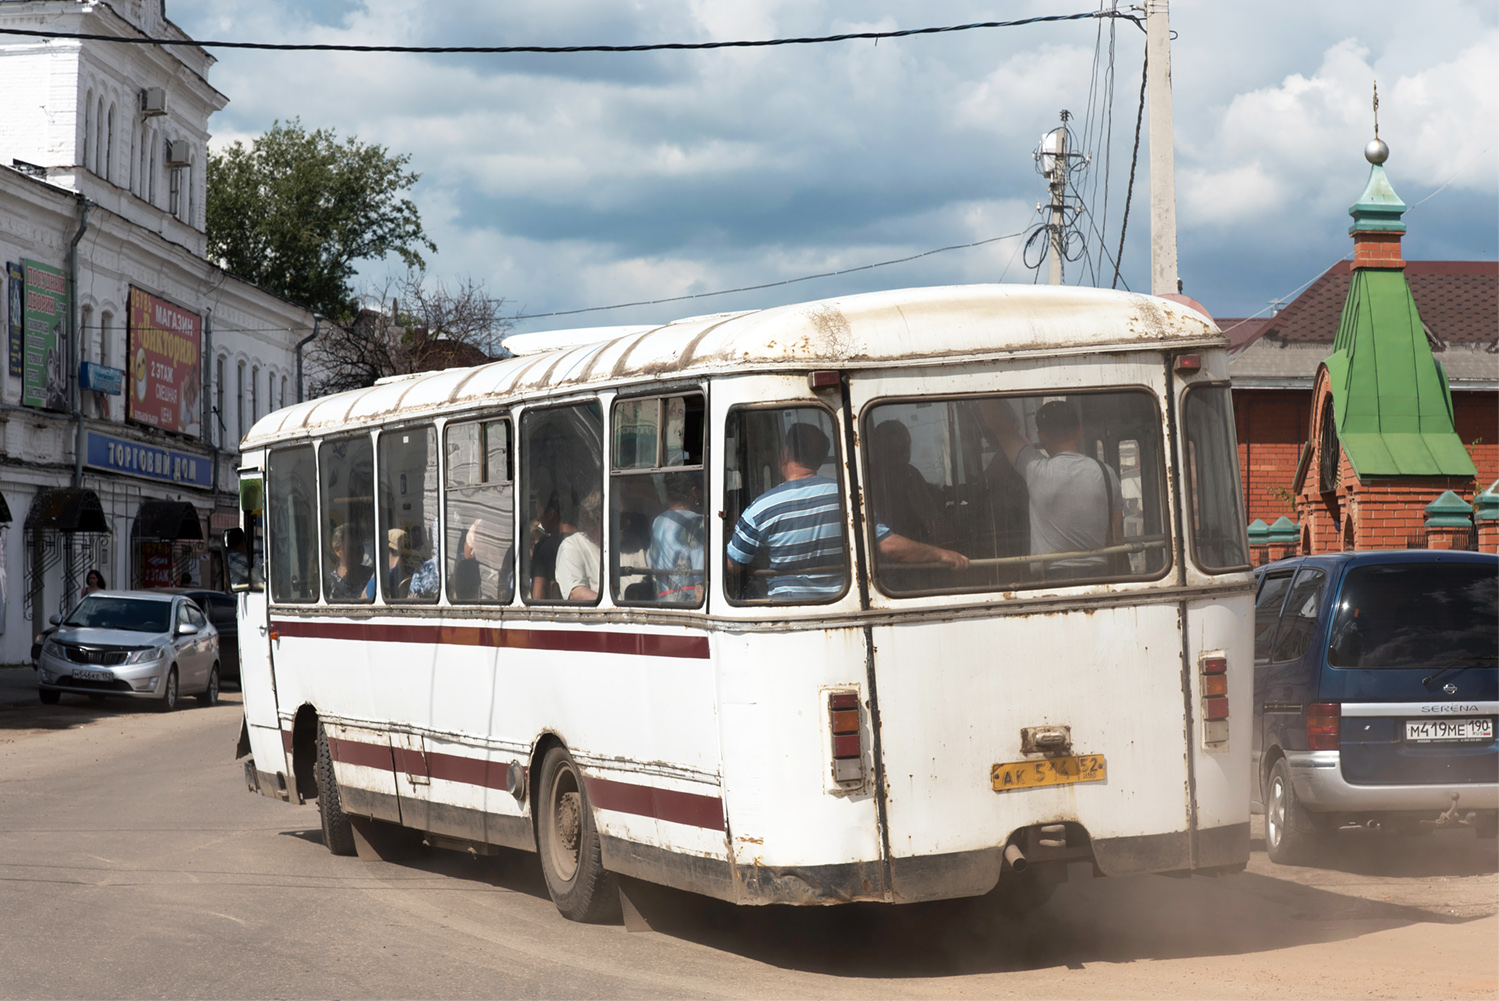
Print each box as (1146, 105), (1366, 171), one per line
(316, 733), (723, 830)
(270, 619), (710, 660)
(586, 776), (727, 832)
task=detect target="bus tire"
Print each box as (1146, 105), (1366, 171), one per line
(316, 723), (357, 857)
(536, 745), (620, 923)
(1265, 758), (1316, 865)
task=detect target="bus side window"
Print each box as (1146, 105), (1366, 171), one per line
(522, 402), (603, 604)
(445, 418), (515, 604)
(320, 435), (376, 604)
(611, 394), (705, 607)
(378, 425), (439, 603)
(723, 406), (847, 605)
(266, 445), (319, 602)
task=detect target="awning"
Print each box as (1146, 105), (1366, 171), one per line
(136, 500), (203, 541)
(0, 491), (10, 523)
(25, 488), (109, 533)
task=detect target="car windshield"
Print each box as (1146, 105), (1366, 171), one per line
(62, 597), (173, 634)
(1326, 563), (1498, 669)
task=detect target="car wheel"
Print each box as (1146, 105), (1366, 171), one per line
(38, 687), (60, 705)
(197, 664), (220, 708)
(1265, 758), (1318, 865)
(536, 745), (620, 923)
(316, 722), (357, 856)
(154, 668), (179, 713)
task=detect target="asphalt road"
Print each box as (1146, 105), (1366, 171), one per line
(1, 667), (1495, 1000)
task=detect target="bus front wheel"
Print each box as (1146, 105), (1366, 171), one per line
(316, 722), (357, 857)
(536, 746), (620, 923)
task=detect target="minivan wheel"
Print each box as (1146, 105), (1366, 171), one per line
(154, 668), (179, 713)
(197, 664), (220, 708)
(1265, 758), (1318, 865)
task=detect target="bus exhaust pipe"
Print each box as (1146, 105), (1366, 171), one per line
(1004, 843), (1028, 873)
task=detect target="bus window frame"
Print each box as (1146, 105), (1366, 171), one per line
(442, 412), (518, 608)
(519, 397), (607, 608)
(610, 385), (710, 610)
(266, 443), (321, 605)
(858, 385), (1176, 599)
(1180, 381), (1253, 576)
(374, 422), (442, 605)
(721, 399), (852, 609)
(319, 433), (378, 606)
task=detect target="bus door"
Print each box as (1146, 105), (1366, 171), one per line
(231, 468), (291, 794)
(846, 364), (1196, 898)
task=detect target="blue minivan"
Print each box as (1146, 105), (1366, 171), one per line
(1250, 550), (1497, 863)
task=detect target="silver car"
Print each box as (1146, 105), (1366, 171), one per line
(36, 590), (221, 711)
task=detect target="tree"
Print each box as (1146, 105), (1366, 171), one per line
(307, 270), (513, 398)
(206, 119), (435, 320)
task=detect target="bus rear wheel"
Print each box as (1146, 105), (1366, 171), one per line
(316, 722), (357, 856)
(536, 746), (619, 923)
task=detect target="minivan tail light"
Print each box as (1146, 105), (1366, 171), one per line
(1307, 701), (1340, 751)
(827, 690), (864, 785)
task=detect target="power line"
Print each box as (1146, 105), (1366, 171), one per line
(513, 229), (1033, 320)
(0, 11), (1135, 55)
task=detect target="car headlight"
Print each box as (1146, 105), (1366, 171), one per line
(42, 638), (64, 659)
(122, 647), (166, 665)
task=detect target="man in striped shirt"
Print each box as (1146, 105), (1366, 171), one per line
(728, 422), (967, 601)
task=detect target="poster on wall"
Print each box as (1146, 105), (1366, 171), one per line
(127, 287), (202, 437)
(21, 259), (68, 412)
(7, 262), (23, 378)
(141, 541), (173, 588)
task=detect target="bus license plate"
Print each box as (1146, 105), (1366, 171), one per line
(991, 754), (1106, 793)
(1405, 718), (1493, 743)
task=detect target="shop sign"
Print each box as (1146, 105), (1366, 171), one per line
(7, 262), (22, 378)
(81, 361), (125, 395)
(85, 429), (213, 489)
(21, 259), (68, 412)
(141, 541), (173, 588)
(127, 287), (202, 437)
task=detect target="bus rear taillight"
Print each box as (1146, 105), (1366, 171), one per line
(1199, 654), (1229, 747)
(1307, 702), (1341, 751)
(828, 691), (864, 784)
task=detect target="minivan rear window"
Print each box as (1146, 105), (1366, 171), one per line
(1327, 563), (1498, 670)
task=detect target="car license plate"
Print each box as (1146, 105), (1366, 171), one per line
(71, 668), (112, 683)
(991, 754), (1106, 793)
(1405, 718), (1494, 743)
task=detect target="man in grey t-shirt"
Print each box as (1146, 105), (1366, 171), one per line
(981, 399), (1124, 579)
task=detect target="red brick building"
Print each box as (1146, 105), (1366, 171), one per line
(1226, 149), (1496, 551)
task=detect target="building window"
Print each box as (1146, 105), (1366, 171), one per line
(95, 97), (104, 175)
(251, 365), (260, 422)
(105, 104), (115, 182)
(148, 129), (157, 204)
(215, 355), (226, 448)
(83, 91), (93, 170)
(237, 360), (246, 442)
(169, 163), (180, 216)
(281, 375), (287, 409)
(99, 312), (112, 367)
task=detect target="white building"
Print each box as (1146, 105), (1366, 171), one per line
(0, 0), (316, 662)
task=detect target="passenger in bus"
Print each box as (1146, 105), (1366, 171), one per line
(728, 423), (967, 601)
(365, 529), (411, 600)
(529, 494), (575, 600)
(981, 399), (1123, 579)
(555, 491), (603, 601)
(327, 523), (371, 601)
(869, 420), (941, 543)
(408, 519), (441, 598)
(649, 472), (705, 603)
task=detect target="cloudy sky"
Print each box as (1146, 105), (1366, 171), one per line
(169, 0), (1498, 334)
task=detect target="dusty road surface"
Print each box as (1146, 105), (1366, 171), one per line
(1, 670), (1495, 1000)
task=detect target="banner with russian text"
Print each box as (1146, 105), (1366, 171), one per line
(128, 287), (202, 437)
(22, 259), (68, 412)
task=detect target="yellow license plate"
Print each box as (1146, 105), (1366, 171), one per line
(991, 754), (1106, 792)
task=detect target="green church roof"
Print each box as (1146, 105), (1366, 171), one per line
(1320, 145), (1477, 481)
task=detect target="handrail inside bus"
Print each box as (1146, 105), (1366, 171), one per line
(880, 536), (1169, 572)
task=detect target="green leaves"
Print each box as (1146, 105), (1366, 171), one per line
(205, 118), (436, 320)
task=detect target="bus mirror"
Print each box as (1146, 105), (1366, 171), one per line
(224, 527), (251, 592)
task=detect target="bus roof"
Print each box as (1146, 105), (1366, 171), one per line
(245, 283), (1221, 447)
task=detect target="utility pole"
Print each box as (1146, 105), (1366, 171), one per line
(1145, 0), (1180, 295)
(1047, 110), (1070, 285)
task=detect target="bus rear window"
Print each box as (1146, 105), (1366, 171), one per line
(863, 390), (1170, 596)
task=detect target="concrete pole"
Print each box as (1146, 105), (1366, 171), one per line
(1048, 114), (1068, 286)
(1146, 0), (1180, 295)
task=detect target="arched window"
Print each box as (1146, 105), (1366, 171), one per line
(215, 355), (226, 447)
(147, 128), (157, 204)
(251, 364), (260, 422)
(236, 360), (246, 441)
(83, 91), (93, 169)
(281, 375), (288, 409)
(105, 104), (116, 182)
(94, 96), (104, 175)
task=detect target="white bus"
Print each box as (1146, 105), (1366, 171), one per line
(229, 284), (1254, 921)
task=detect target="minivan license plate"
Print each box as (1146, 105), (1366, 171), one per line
(991, 754), (1106, 792)
(1405, 718), (1493, 743)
